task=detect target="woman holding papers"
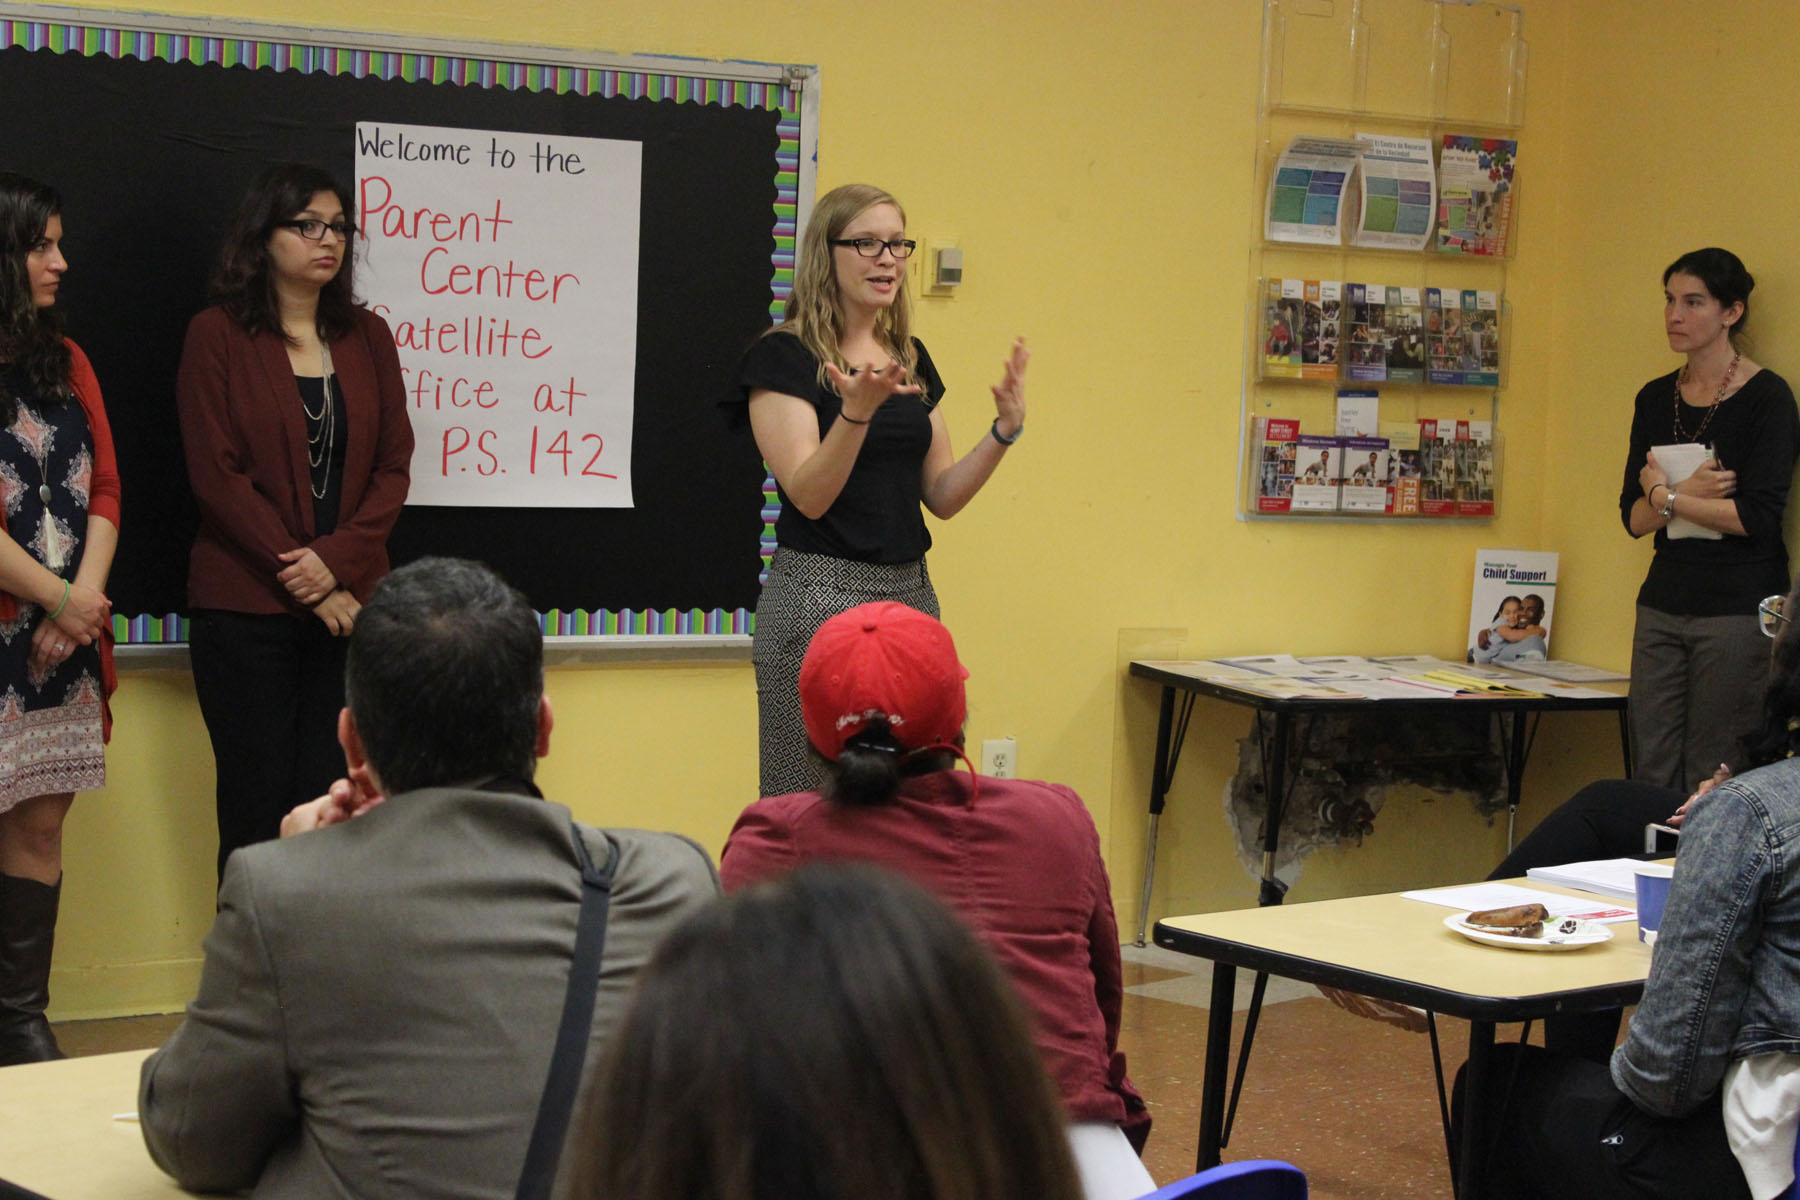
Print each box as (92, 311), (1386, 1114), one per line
(734, 183), (1028, 796)
(179, 164), (413, 880)
(1621, 248), (1798, 791)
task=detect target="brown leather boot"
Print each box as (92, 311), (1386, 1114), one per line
(0, 874), (65, 1066)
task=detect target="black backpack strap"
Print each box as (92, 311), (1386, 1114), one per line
(515, 822), (617, 1200)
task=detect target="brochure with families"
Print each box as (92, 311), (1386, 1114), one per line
(1436, 135), (1518, 257)
(1341, 436), (1389, 512)
(1649, 442), (1723, 540)
(1467, 548), (1557, 666)
(1291, 434), (1343, 511)
(1344, 285), (1389, 382)
(1261, 278), (1342, 380)
(1417, 418), (1458, 517)
(1425, 287), (1462, 384)
(1352, 133), (1437, 251)
(1266, 136), (1362, 245)
(1460, 290), (1502, 386)
(1381, 420), (1421, 515)
(1385, 285), (1425, 383)
(1455, 420), (1496, 517)
(1252, 417), (1300, 513)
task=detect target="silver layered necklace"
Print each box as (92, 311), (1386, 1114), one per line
(302, 342), (336, 500)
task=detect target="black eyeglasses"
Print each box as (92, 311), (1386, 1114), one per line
(278, 219), (356, 242)
(1760, 594), (1790, 639)
(829, 237), (917, 259)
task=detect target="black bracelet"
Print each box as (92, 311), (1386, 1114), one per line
(840, 411), (870, 426)
(990, 417), (1023, 446)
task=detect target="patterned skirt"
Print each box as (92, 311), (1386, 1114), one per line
(751, 548), (939, 798)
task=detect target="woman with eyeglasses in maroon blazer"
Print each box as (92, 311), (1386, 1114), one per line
(178, 163), (413, 881)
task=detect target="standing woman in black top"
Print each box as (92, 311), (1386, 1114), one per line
(1622, 248), (1800, 791)
(736, 184), (1028, 797)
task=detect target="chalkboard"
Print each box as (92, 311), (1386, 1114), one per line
(0, 11), (811, 639)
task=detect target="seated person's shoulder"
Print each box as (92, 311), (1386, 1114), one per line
(590, 826), (722, 905)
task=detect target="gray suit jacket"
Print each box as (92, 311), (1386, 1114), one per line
(139, 787), (719, 1199)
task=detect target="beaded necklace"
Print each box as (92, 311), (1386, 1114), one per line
(1671, 350), (1740, 443)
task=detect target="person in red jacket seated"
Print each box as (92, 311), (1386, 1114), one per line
(720, 601), (1152, 1200)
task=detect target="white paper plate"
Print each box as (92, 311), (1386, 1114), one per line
(1443, 912), (1613, 952)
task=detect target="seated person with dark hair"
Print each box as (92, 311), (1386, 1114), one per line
(1453, 577), (1800, 1200)
(139, 557), (719, 1198)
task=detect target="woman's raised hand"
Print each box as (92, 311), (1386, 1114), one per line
(990, 337), (1029, 438)
(823, 360), (921, 424)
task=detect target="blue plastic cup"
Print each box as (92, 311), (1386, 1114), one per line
(1634, 864), (1675, 944)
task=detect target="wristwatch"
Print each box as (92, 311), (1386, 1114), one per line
(990, 417), (1023, 446)
(1660, 485), (1678, 520)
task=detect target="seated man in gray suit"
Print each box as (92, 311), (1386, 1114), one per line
(139, 556), (720, 1199)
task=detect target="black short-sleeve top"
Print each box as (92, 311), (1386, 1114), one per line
(734, 332), (947, 563)
(1618, 367), (1800, 616)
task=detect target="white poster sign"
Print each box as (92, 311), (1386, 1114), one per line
(356, 121), (641, 506)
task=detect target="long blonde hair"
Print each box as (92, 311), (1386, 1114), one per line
(768, 183), (917, 387)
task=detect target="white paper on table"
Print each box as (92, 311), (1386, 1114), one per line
(1650, 443), (1723, 540)
(1402, 882), (1637, 924)
(1508, 660), (1629, 683)
(1134, 660), (1266, 682)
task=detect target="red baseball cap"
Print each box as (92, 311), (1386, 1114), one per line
(800, 602), (970, 761)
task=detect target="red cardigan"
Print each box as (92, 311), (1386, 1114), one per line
(177, 306), (413, 613)
(721, 774), (1151, 1145)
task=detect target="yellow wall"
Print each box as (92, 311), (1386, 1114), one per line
(40, 0), (1798, 1018)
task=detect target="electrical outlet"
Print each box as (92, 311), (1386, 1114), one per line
(981, 737), (1017, 779)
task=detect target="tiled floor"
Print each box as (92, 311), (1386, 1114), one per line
(51, 950), (1490, 1199)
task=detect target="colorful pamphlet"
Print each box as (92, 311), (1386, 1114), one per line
(1437, 135), (1517, 257)
(1262, 278), (1342, 380)
(1352, 133), (1436, 251)
(1467, 548), (1557, 665)
(1417, 418), (1458, 517)
(1380, 420), (1421, 515)
(1292, 434), (1343, 512)
(1252, 417), (1300, 513)
(1455, 420), (1496, 516)
(1341, 436), (1389, 512)
(1266, 137), (1361, 245)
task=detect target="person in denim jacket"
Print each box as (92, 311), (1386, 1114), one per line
(1454, 579), (1800, 1200)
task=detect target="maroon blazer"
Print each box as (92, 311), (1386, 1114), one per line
(177, 306), (413, 614)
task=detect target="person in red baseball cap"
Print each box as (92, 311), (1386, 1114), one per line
(722, 601), (1154, 1200)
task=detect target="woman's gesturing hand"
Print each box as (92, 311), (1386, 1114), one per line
(990, 337), (1029, 438)
(823, 360), (921, 424)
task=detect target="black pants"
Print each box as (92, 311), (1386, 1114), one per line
(1489, 779), (1684, 1061)
(1452, 1044), (1748, 1200)
(190, 609), (349, 881)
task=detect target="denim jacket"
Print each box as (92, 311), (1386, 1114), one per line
(1612, 756), (1800, 1117)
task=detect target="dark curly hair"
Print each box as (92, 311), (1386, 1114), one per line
(209, 162), (359, 344)
(0, 172), (73, 416)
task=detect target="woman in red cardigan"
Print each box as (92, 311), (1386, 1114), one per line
(720, 603), (1153, 1200)
(0, 173), (120, 1065)
(179, 164), (412, 880)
